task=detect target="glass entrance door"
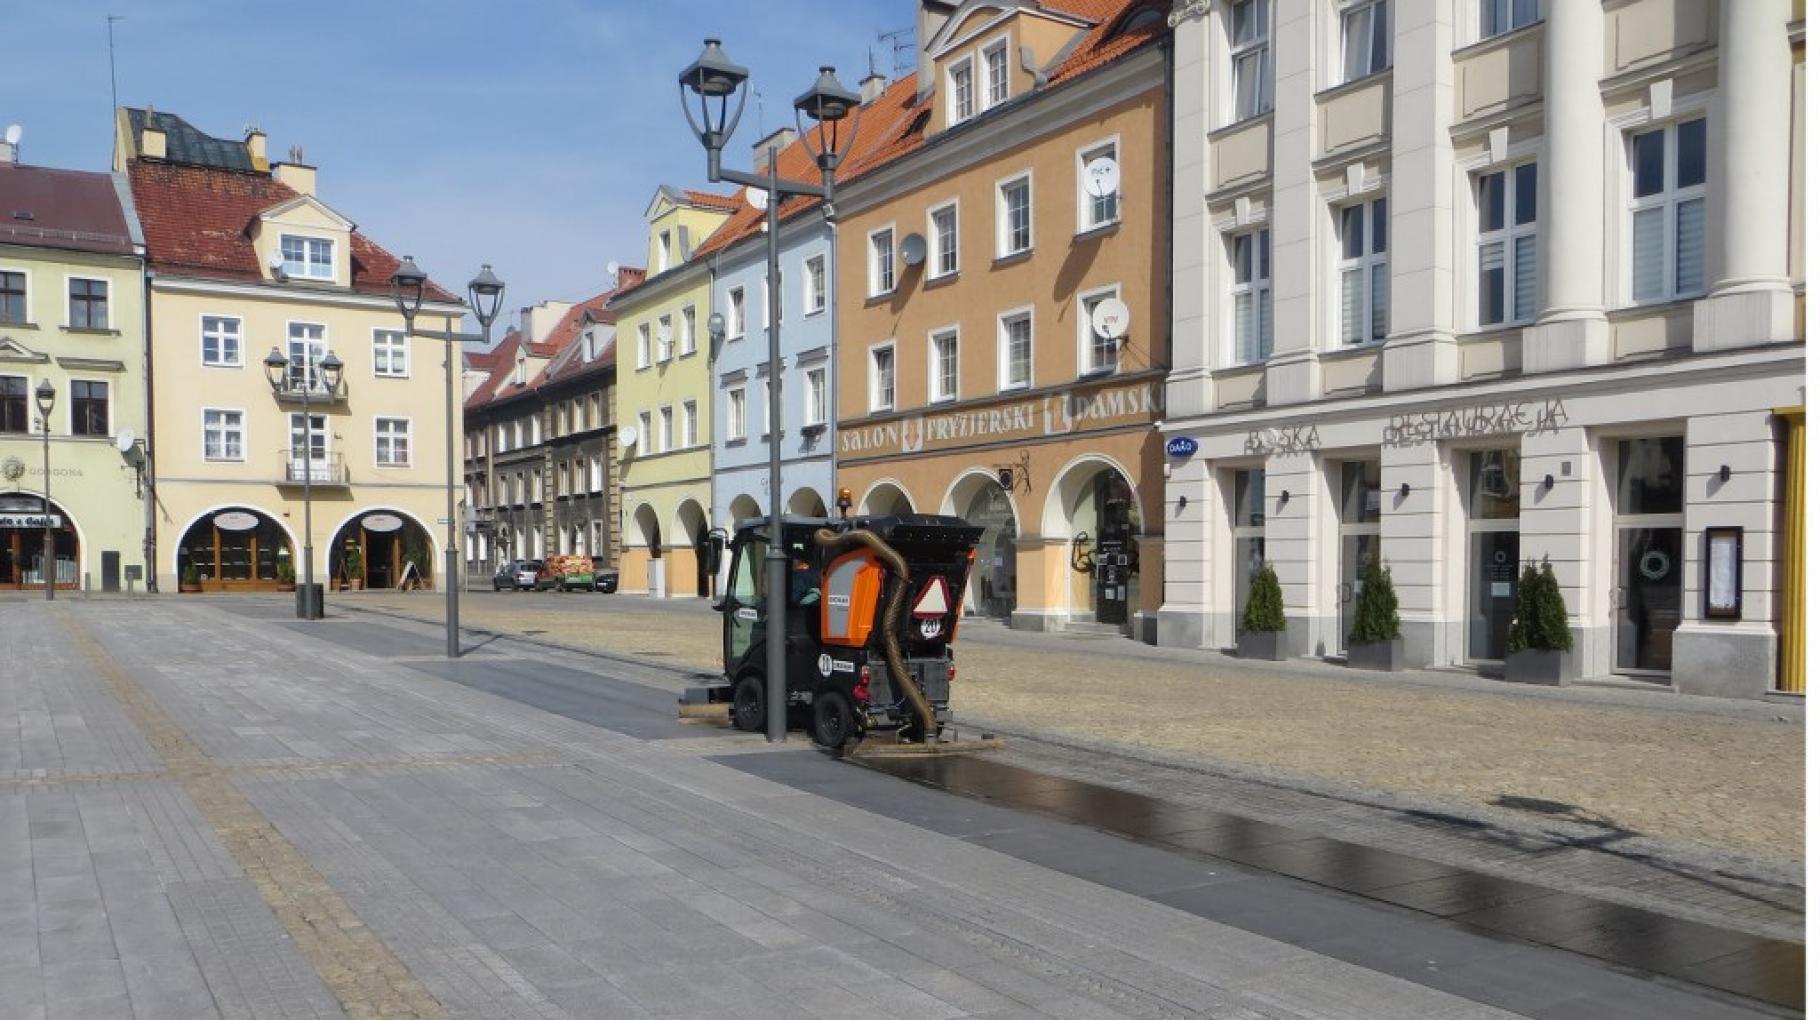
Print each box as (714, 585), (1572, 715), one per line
(1336, 460), (1381, 653)
(1466, 449), (1521, 661)
(1232, 468), (1267, 635)
(1613, 437), (1685, 674)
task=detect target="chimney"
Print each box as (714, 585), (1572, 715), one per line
(753, 126), (797, 171)
(859, 73), (887, 105)
(244, 125), (268, 172)
(916, 1), (957, 98)
(141, 122), (167, 160)
(273, 146), (316, 196)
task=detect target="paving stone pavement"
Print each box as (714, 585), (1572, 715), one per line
(0, 598), (1789, 1019)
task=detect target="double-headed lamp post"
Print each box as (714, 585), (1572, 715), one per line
(34, 379), (54, 601)
(264, 346), (344, 619)
(390, 257), (505, 659)
(679, 39), (860, 743)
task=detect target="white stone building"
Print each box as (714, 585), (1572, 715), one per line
(1158, 0), (1805, 698)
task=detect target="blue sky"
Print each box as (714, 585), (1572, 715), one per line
(6, 0), (905, 314)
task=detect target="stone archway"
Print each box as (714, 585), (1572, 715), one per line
(787, 487), (828, 518)
(1043, 455), (1142, 625)
(629, 503), (662, 596)
(0, 493), (81, 590)
(674, 498), (712, 598)
(941, 471), (1020, 620)
(859, 479), (914, 516)
(327, 508), (436, 591)
(173, 505), (295, 592)
(727, 494), (762, 528)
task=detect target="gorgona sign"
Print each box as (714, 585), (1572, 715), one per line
(839, 381), (1161, 457)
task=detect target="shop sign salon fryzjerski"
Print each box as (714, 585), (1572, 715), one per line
(839, 379), (1161, 459)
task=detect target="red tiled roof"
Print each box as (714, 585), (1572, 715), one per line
(0, 164), (136, 256)
(525, 288), (615, 358)
(464, 330), (529, 411)
(680, 189), (743, 212)
(127, 160), (459, 302)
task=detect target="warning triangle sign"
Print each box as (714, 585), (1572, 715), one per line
(911, 576), (951, 619)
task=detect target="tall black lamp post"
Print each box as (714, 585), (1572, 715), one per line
(264, 346), (343, 619)
(679, 39), (860, 742)
(34, 379), (54, 601)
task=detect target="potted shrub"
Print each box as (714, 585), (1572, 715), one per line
(275, 561), (296, 592)
(179, 564), (203, 594)
(1347, 557), (1404, 671)
(1506, 561), (1574, 684)
(1236, 563), (1290, 660)
(343, 544), (365, 592)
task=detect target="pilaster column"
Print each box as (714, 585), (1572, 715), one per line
(1519, 427), (1598, 678)
(1379, 440), (1444, 667)
(1157, 454), (1216, 648)
(1526, 0), (1611, 371)
(1694, 3), (1797, 350)
(1382, 0), (1457, 391)
(1266, 0), (1322, 406)
(1264, 453), (1319, 655)
(1167, 3), (1218, 417)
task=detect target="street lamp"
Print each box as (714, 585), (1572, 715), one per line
(265, 345), (343, 619)
(680, 40), (859, 743)
(34, 379), (54, 601)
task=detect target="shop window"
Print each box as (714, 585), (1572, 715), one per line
(1467, 449), (1521, 660)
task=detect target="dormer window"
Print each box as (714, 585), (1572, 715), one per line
(948, 57), (976, 125)
(280, 235), (334, 281)
(983, 40), (1010, 108)
(658, 230), (673, 272)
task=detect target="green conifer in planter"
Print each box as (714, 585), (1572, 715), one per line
(1506, 561), (1573, 684)
(1237, 563), (1289, 660)
(1347, 557), (1404, 670)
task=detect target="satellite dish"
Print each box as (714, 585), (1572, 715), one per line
(606, 260), (620, 279)
(1091, 296), (1130, 340)
(116, 428), (137, 454)
(1083, 156), (1120, 199)
(3, 124), (20, 146)
(267, 251), (285, 271)
(899, 233), (927, 268)
(618, 425), (639, 449)
(745, 187), (769, 211)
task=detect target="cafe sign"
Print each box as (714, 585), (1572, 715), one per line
(839, 379), (1161, 459)
(0, 514), (61, 529)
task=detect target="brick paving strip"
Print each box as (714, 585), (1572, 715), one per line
(52, 606), (451, 1020)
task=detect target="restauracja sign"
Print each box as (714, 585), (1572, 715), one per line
(840, 381), (1161, 457)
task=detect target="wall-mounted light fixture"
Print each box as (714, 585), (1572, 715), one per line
(1543, 474), (1555, 491)
(1278, 489), (1290, 506)
(1719, 464), (1732, 483)
(1398, 482), (1411, 498)
(1177, 494), (1188, 511)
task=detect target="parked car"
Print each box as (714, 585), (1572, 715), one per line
(492, 559), (548, 591)
(592, 558), (620, 594)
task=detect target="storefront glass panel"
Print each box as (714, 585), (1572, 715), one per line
(1233, 469), (1266, 629)
(1614, 437), (1684, 674)
(1338, 461), (1381, 651)
(963, 484), (1017, 620)
(1467, 450), (1520, 661)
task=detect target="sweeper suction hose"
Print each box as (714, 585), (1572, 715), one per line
(813, 527), (937, 741)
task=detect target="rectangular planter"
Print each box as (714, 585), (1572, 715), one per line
(1504, 648), (1572, 685)
(1347, 639), (1404, 672)
(1236, 629), (1289, 661)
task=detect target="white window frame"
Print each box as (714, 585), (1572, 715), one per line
(928, 200), (960, 279)
(200, 314), (243, 367)
(804, 365), (828, 427)
(681, 304), (698, 354)
(1077, 285), (1124, 377)
(1335, 194), (1389, 346)
(1623, 113), (1708, 306)
(201, 407), (246, 462)
(997, 306), (1035, 392)
(727, 285), (747, 338)
(1473, 161), (1540, 329)
(1338, 0), (1392, 85)
(802, 254), (827, 315)
(637, 411), (651, 457)
(65, 275), (110, 330)
(658, 229), (673, 272)
(285, 320), (329, 392)
(68, 378), (109, 437)
(372, 328), (410, 378)
(928, 326), (960, 404)
(995, 171), (1034, 258)
(657, 405), (673, 454)
(947, 54), (976, 126)
(279, 234), (335, 281)
(1230, 224), (1273, 364)
(0, 265), (30, 325)
(868, 226), (897, 296)
(636, 322), (652, 369)
(657, 313), (674, 362)
(981, 35), (1012, 109)
(374, 416), (412, 467)
(1473, 0), (1541, 42)
(1230, 0), (1273, 122)
(726, 386), (747, 442)
(288, 412), (330, 473)
(682, 399), (698, 448)
(1076, 136), (1121, 233)
(756, 374), (771, 437)
(869, 340), (897, 413)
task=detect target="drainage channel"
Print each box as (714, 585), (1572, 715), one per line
(850, 753), (1803, 1015)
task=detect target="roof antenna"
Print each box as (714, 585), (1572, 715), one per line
(106, 16), (124, 117)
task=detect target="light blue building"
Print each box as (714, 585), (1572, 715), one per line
(703, 154), (837, 531)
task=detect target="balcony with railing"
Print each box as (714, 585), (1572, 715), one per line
(270, 365), (349, 404)
(275, 450), (350, 487)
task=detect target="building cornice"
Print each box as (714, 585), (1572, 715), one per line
(148, 273), (466, 317)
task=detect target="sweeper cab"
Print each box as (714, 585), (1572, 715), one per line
(686, 513), (983, 749)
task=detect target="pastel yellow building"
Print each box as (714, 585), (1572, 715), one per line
(118, 109), (466, 592)
(0, 154), (149, 591)
(612, 186), (733, 597)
